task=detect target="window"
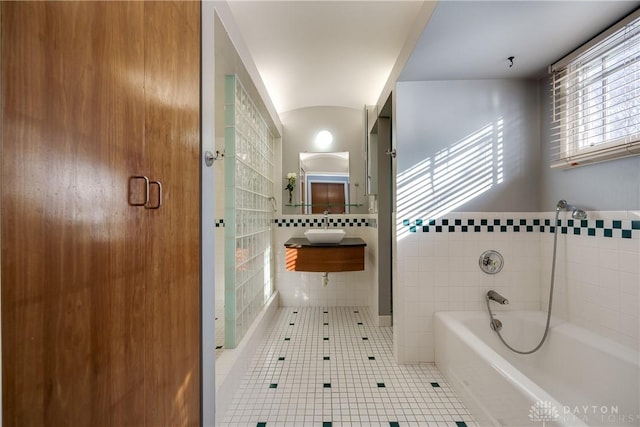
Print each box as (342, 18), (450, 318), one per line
(550, 10), (640, 168)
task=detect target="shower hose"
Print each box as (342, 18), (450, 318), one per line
(485, 208), (561, 355)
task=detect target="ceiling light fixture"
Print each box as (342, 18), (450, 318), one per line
(315, 130), (333, 148)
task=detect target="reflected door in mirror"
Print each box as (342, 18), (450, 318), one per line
(311, 183), (346, 214)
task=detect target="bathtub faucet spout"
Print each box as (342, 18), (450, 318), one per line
(487, 290), (509, 305)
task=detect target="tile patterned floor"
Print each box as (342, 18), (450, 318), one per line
(219, 307), (477, 427)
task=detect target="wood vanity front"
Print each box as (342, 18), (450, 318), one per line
(284, 238), (366, 272)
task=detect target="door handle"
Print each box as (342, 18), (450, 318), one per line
(128, 176), (162, 209)
(128, 176), (149, 206)
(145, 180), (162, 210)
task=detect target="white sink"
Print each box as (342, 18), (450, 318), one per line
(304, 228), (346, 244)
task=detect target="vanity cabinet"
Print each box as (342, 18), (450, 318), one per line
(1, 2), (200, 425)
(284, 238), (366, 272)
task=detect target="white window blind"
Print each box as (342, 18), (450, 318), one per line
(549, 9), (640, 168)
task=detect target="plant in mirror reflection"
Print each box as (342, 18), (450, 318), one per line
(285, 172), (297, 203)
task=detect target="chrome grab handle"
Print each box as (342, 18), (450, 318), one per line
(145, 180), (162, 210)
(128, 176), (149, 206)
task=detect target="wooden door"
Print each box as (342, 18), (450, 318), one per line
(143, 2), (201, 425)
(1, 2), (201, 425)
(311, 182), (346, 214)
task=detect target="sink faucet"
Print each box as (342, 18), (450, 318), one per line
(323, 209), (329, 229)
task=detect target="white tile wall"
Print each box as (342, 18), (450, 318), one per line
(395, 211), (640, 363)
(273, 215), (378, 312)
(541, 210), (640, 351)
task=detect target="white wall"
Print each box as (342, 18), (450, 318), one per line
(537, 74), (640, 351)
(273, 214), (378, 312)
(538, 76), (640, 211)
(396, 80), (541, 214)
(393, 80), (540, 363)
(395, 212), (542, 362)
(393, 79), (544, 362)
(540, 211), (640, 351)
(393, 77), (640, 363)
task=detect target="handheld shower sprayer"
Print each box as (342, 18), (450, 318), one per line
(487, 198), (589, 355)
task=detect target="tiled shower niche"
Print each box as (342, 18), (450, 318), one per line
(224, 75), (275, 348)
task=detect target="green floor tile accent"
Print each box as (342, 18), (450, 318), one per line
(431, 382), (440, 387)
(221, 307), (476, 426)
(257, 423), (267, 427)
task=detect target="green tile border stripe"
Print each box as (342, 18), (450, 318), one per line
(402, 217), (637, 239)
(224, 216), (637, 238)
(274, 218), (375, 228)
(216, 217), (378, 228)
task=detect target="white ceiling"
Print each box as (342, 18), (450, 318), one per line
(227, 1), (426, 113)
(400, 1), (639, 81)
(227, 1), (639, 113)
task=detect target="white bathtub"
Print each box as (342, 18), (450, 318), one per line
(435, 311), (639, 427)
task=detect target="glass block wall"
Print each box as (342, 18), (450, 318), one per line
(224, 75), (275, 348)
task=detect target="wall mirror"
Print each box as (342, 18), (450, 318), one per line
(299, 152), (350, 214)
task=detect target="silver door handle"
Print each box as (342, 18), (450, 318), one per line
(145, 180), (162, 210)
(128, 176), (149, 206)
